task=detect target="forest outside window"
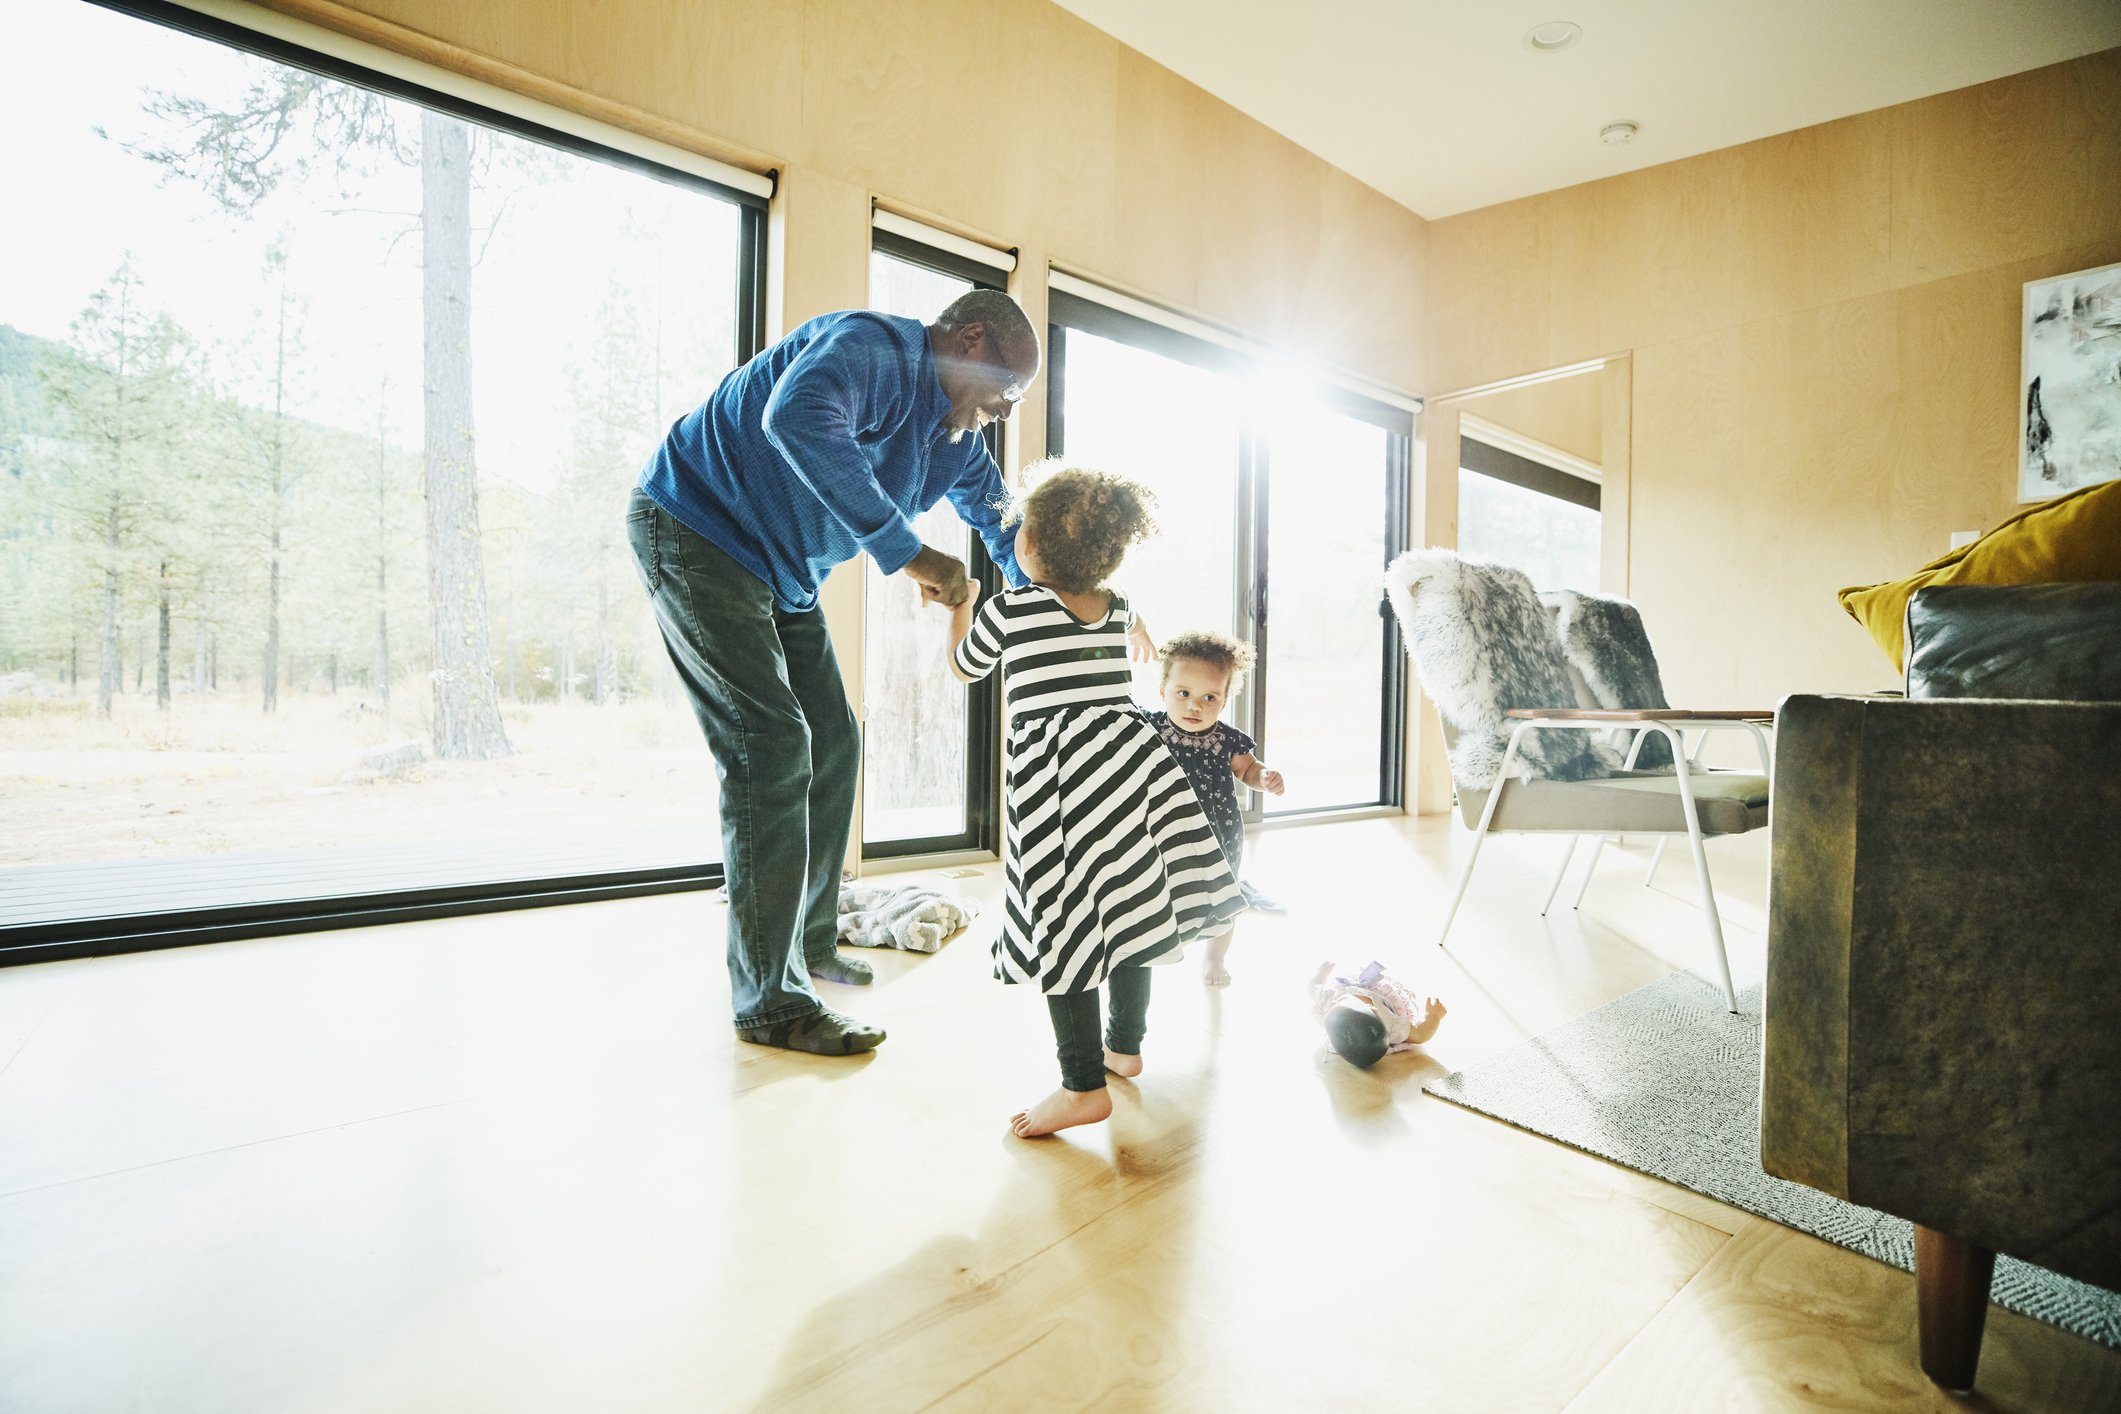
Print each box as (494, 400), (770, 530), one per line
(0, 0), (765, 955)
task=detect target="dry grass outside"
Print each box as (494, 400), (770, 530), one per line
(0, 688), (723, 867)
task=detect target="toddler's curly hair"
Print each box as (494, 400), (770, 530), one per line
(1002, 460), (1157, 593)
(1157, 630), (1256, 690)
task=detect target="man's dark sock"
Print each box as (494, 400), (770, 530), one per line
(808, 950), (875, 985)
(738, 1007), (885, 1055)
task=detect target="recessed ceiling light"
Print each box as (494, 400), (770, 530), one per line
(1524, 21), (1582, 52)
(1600, 120), (1639, 145)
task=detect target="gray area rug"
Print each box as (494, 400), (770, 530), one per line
(1424, 970), (2121, 1350)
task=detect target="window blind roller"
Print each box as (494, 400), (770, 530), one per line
(871, 209), (1016, 273)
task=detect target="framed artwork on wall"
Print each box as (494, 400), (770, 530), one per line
(2019, 259), (2121, 502)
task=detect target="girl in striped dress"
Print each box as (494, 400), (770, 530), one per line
(948, 464), (1246, 1138)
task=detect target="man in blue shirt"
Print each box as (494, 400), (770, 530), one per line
(627, 290), (1035, 1055)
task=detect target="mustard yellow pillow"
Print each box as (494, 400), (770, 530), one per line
(1838, 480), (2121, 670)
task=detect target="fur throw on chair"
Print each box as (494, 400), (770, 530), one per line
(1544, 589), (1675, 770)
(1383, 549), (1617, 789)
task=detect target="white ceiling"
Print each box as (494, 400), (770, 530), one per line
(1049, 0), (2121, 219)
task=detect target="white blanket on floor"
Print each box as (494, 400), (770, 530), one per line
(837, 881), (979, 954)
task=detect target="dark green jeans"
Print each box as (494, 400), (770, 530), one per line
(1046, 967), (1151, 1092)
(626, 489), (858, 1029)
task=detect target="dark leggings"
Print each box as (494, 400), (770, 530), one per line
(1045, 967), (1152, 1092)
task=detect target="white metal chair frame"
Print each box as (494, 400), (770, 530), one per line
(1436, 711), (1774, 1012)
(1542, 718), (1776, 910)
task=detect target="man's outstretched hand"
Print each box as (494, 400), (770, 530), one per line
(904, 545), (971, 607)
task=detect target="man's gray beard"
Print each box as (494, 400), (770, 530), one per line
(946, 427), (967, 445)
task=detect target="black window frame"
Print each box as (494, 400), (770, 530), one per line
(3, 0), (771, 967)
(1045, 291), (1412, 824)
(859, 229), (1008, 861)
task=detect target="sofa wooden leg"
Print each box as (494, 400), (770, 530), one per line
(1915, 1225), (1995, 1391)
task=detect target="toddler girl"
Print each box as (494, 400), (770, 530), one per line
(949, 462), (1245, 1137)
(1147, 632), (1284, 985)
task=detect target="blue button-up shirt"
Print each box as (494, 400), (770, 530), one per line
(638, 311), (1024, 613)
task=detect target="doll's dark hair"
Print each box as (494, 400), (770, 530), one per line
(1325, 1003), (1389, 1069)
(1002, 461), (1157, 593)
(1157, 630), (1256, 691)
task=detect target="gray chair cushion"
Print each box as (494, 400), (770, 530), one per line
(1457, 770), (1770, 834)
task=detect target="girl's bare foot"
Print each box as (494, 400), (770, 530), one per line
(1009, 1086), (1112, 1138)
(1104, 1047), (1142, 1078)
(1202, 930), (1233, 987)
(1406, 996), (1448, 1045)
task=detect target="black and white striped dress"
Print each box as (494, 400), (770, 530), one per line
(953, 585), (1245, 994)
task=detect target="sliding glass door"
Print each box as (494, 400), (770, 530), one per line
(1047, 293), (1409, 822)
(1259, 393), (1408, 815)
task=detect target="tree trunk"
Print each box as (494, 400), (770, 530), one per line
(98, 498), (119, 716)
(593, 577), (613, 705)
(262, 277), (289, 716)
(374, 412), (391, 708)
(193, 610), (207, 695)
(420, 112), (510, 760)
(375, 593), (390, 705)
(329, 652), (340, 695)
(263, 549), (280, 713)
(156, 560), (171, 711)
(209, 635), (218, 691)
(560, 640), (576, 704)
(70, 633), (79, 694)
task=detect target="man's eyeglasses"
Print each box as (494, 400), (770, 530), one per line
(975, 332), (1026, 403)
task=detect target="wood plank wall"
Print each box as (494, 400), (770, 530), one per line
(1427, 47), (2121, 703)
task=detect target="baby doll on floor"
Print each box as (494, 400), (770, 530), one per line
(1309, 960), (1447, 1067)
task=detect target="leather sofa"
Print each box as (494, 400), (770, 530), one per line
(1760, 581), (2121, 1390)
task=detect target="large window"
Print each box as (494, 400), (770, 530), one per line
(1457, 437), (1601, 593)
(0, 0), (765, 959)
(1047, 292), (1410, 823)
(859, 231), (1005, 856)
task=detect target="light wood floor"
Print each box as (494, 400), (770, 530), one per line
(2, 815), (2115, 1412)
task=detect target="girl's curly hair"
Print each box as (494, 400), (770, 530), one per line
(1002, 460), (1157, 593)
(1156, 630), (1256, 690)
